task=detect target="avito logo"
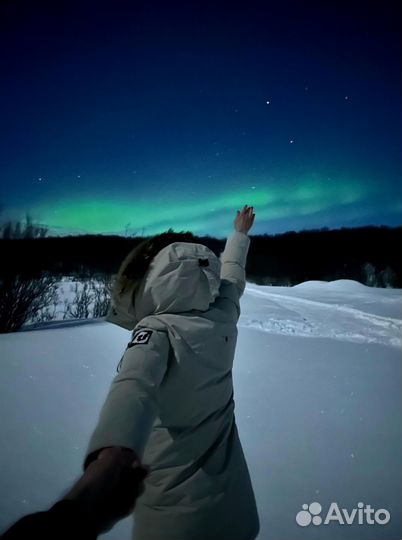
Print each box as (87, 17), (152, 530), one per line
(296, 501), (391, 526)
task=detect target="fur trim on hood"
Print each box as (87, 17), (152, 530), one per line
(106, 242), (222, 330)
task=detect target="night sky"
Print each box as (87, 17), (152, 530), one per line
(1, 1), (401, 239)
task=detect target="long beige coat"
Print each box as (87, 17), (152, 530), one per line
(84, 231), (260, 540)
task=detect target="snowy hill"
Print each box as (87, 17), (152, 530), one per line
(0, 280), (400, 540)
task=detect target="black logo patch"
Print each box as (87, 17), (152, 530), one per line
(128, 329), (153, 348)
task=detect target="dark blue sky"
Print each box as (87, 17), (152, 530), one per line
(0, 0), (400, 238)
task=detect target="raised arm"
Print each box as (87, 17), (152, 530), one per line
(218, 205), (255, 321)
(220, 205), (255, 296)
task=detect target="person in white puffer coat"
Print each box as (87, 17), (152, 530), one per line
(83, 205), (259, 540)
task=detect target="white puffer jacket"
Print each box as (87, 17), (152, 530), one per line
(84, 231), (260, 540)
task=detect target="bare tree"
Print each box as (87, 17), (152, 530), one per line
(378, 267), (397, 288)
(363, 262), (377, 286)
(0, 214), (54, 332)
(30, 296), (59, 324)
(65, 281), (93, 319)
(0, 272), (59, 332)
(92, 276), (111, 318)
(0, 213), (48, 239)
(62, 276), (112, 320)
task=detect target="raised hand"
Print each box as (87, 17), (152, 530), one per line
(234, 205), (255, 235)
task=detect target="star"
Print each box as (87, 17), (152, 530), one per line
(37, 177), (42, 182)
(251, 186), (256, 190)
(290, 139), (294, 144)
(345, 96), (349, 100)
(266, 100), (270, 105)
(77, 175), (81, 178)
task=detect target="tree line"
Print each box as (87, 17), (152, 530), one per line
(0, 222), (400, 332)
(1, 225), (400, 285)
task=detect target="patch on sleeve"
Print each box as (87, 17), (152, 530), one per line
(127, 329), (153, 348)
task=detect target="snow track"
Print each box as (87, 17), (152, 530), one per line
(242, 286), (401, 348)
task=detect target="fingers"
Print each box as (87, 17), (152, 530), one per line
(136, 463), (151, 474)
(237, 205), (253, 211)
(237, 205), (254, 215)
(110, 464), (149, 518)
(235, 206), (255, 234)
(130, 458), (150, 481)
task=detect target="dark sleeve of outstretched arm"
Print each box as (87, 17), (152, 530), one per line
(1, 499), (98, 540)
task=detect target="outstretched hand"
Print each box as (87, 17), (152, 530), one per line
(63, 447), (149, 534)
(234, 205), (255, 235)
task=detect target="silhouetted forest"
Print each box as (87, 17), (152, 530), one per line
(1, 225), (400, 287)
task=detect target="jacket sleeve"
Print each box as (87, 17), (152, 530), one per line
(83, 328), (170, 470)
(218, 231), (251, 320)
(0, 500), (97, 539)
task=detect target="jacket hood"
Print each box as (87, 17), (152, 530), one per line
(106, 242), (222, 330)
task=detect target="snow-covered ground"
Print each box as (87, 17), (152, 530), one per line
(0, 280), (400, 540)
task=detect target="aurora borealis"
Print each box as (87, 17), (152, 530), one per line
(0, 2), (401, 239)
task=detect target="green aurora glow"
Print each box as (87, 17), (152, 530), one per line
(10, 174), (394, 238)
(1, 3), (400, 238)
